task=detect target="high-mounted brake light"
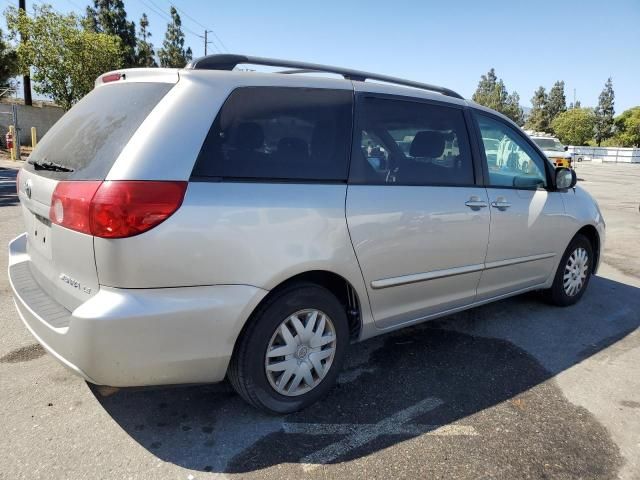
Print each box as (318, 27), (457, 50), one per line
(50, 181), (187, 238)
(102, 73), (124, 83)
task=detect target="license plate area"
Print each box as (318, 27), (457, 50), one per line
(29, 212), (53, 259)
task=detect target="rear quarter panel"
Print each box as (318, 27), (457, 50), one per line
(93, 183), (372, 323)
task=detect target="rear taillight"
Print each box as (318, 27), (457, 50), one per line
(50, 181), (102, 235)
(50, 181), (187, 238)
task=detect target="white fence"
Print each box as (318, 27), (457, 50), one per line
(568, 146), (640, 164)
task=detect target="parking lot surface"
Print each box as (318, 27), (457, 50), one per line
(1, 159), (639, 479)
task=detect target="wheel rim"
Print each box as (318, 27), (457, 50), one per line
(265, 309), (337, 397)
(563, 247), (589, 297)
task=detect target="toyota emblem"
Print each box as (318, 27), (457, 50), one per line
(24, 179), (32, 199)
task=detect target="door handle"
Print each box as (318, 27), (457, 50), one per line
(465, 196), (488, 210)
(491, 197), (512, 210)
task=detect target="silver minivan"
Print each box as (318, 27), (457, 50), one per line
(8, 55), (605, 413)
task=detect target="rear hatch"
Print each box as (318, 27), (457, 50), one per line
(17, 76), (176, 311)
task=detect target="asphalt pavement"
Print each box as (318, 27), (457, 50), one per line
(1, 158), (639, 479)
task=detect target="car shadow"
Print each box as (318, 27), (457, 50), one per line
(93, 275), (638, 476)
(0, 167), (19, 207)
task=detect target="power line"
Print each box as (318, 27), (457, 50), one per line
(61, 0), (86, 12)
(137, 0), (172, 22)
(162, 0), (228, 52)
(137, 0), (205, 40)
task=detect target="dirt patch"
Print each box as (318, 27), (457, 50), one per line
(0, 343), (46, 363)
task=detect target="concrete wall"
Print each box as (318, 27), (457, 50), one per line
(0, 102), (64, 146)
(568, 146), (640, 164)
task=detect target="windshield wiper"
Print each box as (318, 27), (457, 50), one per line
(28, 160), (74, 173)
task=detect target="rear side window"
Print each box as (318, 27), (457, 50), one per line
(192, 87), (353, 181)
(26, 82), (173, 180)
(350, 97), (475, 186)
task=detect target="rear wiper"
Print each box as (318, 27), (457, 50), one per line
(28, 160), (74, 173)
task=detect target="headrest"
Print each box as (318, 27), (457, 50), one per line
(410, 131), (446, 158)
(233, 122), (264, 150)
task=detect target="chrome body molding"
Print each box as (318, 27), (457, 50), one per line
(371, 263), (485, 289)
(484, 252), (556, 270)
(371, 253), (556, 290)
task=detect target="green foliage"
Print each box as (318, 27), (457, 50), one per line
(551, 108), (595, 146)
(135, 13), (157, 67)
(546, 81), (566, 132)
(5, 5), (123, 110)
(472, 68), (524, 125)
(0, 27), (19, 93)
(599, 137), (621, 147)
(525, 86), (549, 132)
(594, 77), (615, 146)
(85, 0), (136, 67)
(613, 107), (640, 147)
(158, 7), (191, 68)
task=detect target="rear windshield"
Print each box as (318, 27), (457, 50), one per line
(25, 82), (173, 180)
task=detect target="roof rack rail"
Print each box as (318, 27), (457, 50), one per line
(187, 54), (464, 100)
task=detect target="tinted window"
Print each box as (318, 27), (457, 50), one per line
(192, 87), (353, 181)
(25, 82), (173, 180)
(350, 97), (474, 186)
(476, 114), (548, 188)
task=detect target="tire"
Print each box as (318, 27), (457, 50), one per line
(544, 234), (594, 306)
(228, 282), (349, 414)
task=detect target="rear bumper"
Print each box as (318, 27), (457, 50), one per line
(8, 233), (267, 387)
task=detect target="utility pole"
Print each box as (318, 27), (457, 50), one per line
(203, 30), (213, 55)
(18, 0), (32, 106)
(12, 104), (21, 160)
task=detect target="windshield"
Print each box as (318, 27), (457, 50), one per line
(25, 82), (173, 180)
(533, 137), (565, 152)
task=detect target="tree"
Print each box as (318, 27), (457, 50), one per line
(546, 80), (567, 130)
(472, 68), (524, 124)
(503, 91), (524, 125)
(85, 0), (136, 67)
(594, 77), (615, 146)
(551, 108), (596, 146)
(5, 5), (123, 110)
(525, 86), (549, 132)
(135, 13), (157, 67)
(613, 107), (640, 147)
(158, 7), (191, 68)
(0, 27), (19, 95)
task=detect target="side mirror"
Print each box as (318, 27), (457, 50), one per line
(555, 167), (577, 190)
(513, 175), (545, 189)
(564, 145), (569, 151)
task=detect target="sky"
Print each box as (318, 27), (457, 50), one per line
(1, 0), (638, 111)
